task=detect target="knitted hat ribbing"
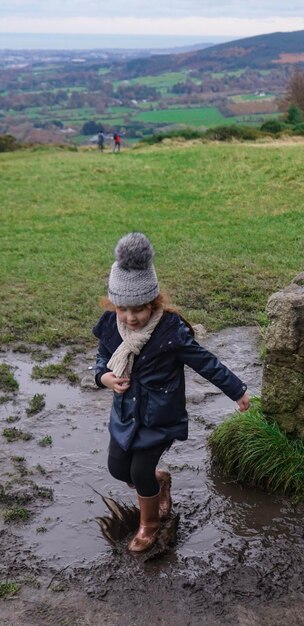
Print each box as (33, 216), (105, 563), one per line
(108, 232), (159, 306)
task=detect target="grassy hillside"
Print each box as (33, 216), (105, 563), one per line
(1, 141), (304, 346)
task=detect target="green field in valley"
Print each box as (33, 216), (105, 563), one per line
(130, 105), (280, 128)
(231, 93), (275, 102)
(1, 140), (304, 346)
(114, 71), (192, 93)
(132, 106), (229, 126)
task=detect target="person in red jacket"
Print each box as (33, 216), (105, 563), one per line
(113, 132), (121, 152)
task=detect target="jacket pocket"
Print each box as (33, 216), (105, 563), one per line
(113, 393), (123, 419)
(113, 391), (138, 424)
(144, 383), (184, 428)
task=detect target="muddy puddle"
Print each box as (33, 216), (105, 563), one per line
(1, 326), (304, 626)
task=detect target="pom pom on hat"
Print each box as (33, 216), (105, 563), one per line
(108, 232), (159, 306)
(114, 232), (154, 271)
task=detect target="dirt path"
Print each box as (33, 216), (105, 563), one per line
(1, 327), (304, 625)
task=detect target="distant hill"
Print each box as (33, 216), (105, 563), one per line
(123, 30), (304, 77)
(147, 42), (218, 55)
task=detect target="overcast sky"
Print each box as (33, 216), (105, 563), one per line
(1, 1), (304, 37)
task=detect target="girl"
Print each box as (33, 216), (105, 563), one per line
(93, 232), (250, 554)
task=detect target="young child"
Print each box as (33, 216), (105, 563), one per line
(93, 232), (250, 554)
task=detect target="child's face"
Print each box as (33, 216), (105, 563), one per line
(116, 304), (152, 331)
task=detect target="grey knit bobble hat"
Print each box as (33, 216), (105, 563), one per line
(108, 232), (159, 306)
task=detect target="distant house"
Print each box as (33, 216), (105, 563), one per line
(60, 127), (76, 133)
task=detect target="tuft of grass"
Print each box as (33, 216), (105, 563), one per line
(2, 427), (33, 442)
(6, 415), (21, 423)
(12, 344), (30, 353)
(0, 484), (29, 505)
(3, 507), (31, 522)
(38, 435), (52, 447)
(32, 354), (79, 384)
(0, 581), (20, 598)
(11, 455), (27, 476)
(0, 364), (19, 393)
(26, 393), (46, 415)
(34, 485), (53, 500)
(31, 349), (53, 361)
(209, 398), (304, 500)
(0, 395), (11, 404)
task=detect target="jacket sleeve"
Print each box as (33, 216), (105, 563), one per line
(94, 341), (112, 387)
(178, 322), (247, 401)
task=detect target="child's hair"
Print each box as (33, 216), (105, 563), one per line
(100, 291), (194, 336)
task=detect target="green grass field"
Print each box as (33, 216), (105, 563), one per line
(114, 71), (190, 93)
(231, 93), (275, 102)
(211, 70), (247, 79)
(132, 106), (279, 128)
(233, 112), (281, 125)
(19, 106), (96, 121)
(107, 106), (134, 115)
(98, 68), (111, 75)
(1, 141), (304, 346)
(132, 106), (228, 126)
(17, 87), (88, 95)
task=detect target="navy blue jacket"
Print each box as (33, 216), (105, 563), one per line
(92, 311), (247, 451)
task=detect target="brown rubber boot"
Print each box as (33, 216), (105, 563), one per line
(128, 492), (160, 553)
(156, 469), (172, 519)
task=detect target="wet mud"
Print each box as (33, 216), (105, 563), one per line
(1, 327), (304, 625)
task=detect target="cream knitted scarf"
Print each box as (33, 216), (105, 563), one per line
(107, 308), (163, 378)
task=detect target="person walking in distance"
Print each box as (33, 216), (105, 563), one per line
(93, 232), (250, 554)
(97, 130), (104, 152)
(113, 132), (121, 152)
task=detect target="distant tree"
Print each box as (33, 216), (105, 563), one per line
(95, 101), (107, 114)
(69, 91), (84, 108)
(52, 120), (64, 128)
(286, 103), (302, 125)
(260, 119), (285, 134)
(0, 134), (20, 152)
(281, 69), (304, 114)
(81, 120), (100, 135)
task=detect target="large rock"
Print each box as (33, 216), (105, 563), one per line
(261, 274), (304, 437)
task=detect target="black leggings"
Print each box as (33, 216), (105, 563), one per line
(108, 437), (171, 497)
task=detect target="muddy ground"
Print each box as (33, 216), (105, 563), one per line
(1, 327), (304, 626)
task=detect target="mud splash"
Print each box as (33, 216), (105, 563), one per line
(1, 327), (304, 626)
